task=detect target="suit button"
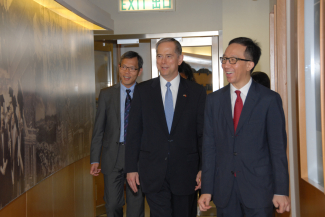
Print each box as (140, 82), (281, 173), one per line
(234, 152), (237, 156)
(231, 171), (234, 174)
(165, 157), (167, 160)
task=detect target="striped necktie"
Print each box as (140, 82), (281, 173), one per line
(124, 89), (132, 143)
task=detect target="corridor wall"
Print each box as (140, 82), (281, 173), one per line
(0, 0), (96, 212)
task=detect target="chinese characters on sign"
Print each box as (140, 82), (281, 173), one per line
(119, 0), (174, 12)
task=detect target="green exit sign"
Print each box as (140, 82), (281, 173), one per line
(119, 0), (175, 12)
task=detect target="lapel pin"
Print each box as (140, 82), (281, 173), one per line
(183, 94), (187, 97)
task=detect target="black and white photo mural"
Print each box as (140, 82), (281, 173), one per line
(0, 0), (95, 209)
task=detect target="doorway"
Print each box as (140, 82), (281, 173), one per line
(94, 31), (223, 92)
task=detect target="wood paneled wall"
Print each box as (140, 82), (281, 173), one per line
(270, 0), (305, 216)
(299, 179), (325, 216)
(0, 156), (95, 217)
(296, 0), (325, 216)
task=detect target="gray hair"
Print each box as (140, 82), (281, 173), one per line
(156, 38), (182, 56)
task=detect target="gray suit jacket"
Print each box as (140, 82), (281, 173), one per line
(90, 83), (121, 175)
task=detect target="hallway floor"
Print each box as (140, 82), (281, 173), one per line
(97, 200), (217, 217)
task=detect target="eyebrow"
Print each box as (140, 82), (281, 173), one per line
(222, 55), (240, 58)
(156, 53), (175, 56)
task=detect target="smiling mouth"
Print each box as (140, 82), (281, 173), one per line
(226, 72), (234, 74)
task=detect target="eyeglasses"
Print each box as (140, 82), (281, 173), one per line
(120, 65), (138, 72)
(220, 57), (252, 64)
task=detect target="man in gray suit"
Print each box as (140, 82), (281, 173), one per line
(90, 51), (144, 217)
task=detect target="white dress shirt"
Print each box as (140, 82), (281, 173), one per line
(160, 74), (180, 110)
(230, 78), (252, 118)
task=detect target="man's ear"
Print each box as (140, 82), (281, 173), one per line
(137, 68), (143, 77)
(178, 54), (184, 65)
(247, 61), (255, 72)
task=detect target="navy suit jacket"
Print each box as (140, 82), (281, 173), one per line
(125, 76), (206, 195)
(201, 81), (289, 208)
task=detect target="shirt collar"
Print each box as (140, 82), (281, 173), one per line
(160, 73), (180, 88)
(230, 77), (252, 96)
(120, 82), (136, 93)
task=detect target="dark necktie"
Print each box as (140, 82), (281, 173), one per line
(124, 89), (132, 143)
(233, 90), (243, 133)
(164, 82), (173, 133)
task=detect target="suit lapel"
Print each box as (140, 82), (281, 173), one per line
(220, 84), (235, 135)
(235, 81), (259, 133)
(151, 77), (169, 136)
(113, 83), (121, 128)
(170, 78), (187, 134)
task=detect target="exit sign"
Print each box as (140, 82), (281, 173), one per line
(119, 0), (175, 12)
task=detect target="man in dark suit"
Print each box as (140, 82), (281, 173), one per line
(125, 38), (206, 217)
(90, 51), (145, 217)
(198, 37), (290, 216)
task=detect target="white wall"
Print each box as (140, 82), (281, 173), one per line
(269, 0), (277, 13)
(92, 0), (270, 81)
(91, 0), (223, 34)
(223, 0), (270, 77)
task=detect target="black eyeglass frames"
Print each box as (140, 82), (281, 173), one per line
(219, 57), (252, 64)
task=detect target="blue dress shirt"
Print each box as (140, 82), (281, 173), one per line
(119, 82), (136, 142)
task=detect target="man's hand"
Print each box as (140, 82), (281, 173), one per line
(90, 163), (101, 176)
(127, 172), (140, 193)
(198, 194), (212, 211)
(195, 170), (202, 190)
(272, 195), (290, 213)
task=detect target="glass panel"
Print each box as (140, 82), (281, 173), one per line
(305, 0), (323, 187)
(94, 51), (112, 99)
(182, 46), (213, 94)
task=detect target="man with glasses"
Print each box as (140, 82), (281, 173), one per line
(90, 51), (144, 217)
(198, 37), (290, 216)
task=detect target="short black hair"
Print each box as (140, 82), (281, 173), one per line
(251, 71), (270, 89)
(178, 61), (196, 82)
(156, 38), (182, 56)
(229, 37), (261, 73)
(119, 51), (143, 69)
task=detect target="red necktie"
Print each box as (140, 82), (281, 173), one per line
(233, 90), (243, 132)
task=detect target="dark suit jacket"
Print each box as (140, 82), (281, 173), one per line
(90, 83), (121, 175)
(125, 76), (206, 195)
(201, 81), (289, 209)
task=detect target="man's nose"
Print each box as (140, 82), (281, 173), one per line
(223, 59), (233, 68)
(161, 56), (167, 63)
